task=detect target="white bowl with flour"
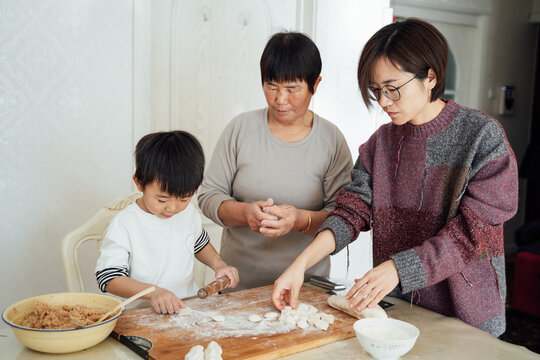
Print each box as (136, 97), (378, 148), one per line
(353, 318), (419, 360)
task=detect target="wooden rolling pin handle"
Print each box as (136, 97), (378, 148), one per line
(197, 277), (230, 299)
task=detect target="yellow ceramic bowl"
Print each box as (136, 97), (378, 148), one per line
(2, 292), (124, 354)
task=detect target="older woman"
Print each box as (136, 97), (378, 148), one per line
(197, 32), (353, 291)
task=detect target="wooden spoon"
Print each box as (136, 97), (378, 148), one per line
(96, 286), (156, 324)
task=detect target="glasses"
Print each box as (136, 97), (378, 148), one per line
(368, 75), (418, 102)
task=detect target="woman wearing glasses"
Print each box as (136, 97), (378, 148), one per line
(272, 18), (518, 338)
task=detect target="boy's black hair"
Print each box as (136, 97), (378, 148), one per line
(134, 131), (205, 197)
(260, 31), (322, 93)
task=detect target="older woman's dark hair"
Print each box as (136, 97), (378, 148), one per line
(260, 32), (322, 93)
(357, 18), (448, 107)
(134, 131), (205, 197)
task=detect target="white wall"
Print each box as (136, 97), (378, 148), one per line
(0, 0), (392, 320)
(312, 0), (393, 280)
(0, 0), (135, 319)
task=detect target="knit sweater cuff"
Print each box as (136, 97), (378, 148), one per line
(391, 249), (427, 294)
(318, 215), (352, 255)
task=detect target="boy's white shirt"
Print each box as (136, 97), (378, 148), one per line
(95, 202), (202, 299)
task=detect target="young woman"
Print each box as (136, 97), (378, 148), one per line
(272, 18), (518, 338)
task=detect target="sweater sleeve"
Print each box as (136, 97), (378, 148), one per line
(319, 155), (373, 254)
(197, 117), (239, 228)
(391, 122), (519, 294)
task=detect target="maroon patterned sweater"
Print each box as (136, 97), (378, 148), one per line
(321, 100), (518, 337)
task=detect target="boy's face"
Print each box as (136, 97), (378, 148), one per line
(133, 178), (192, 219)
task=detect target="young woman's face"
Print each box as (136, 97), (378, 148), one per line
(370, 57), (435, 126)
(263, 77), (321, 125)
(134, 179), (192, 219)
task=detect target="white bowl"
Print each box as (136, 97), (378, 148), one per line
(2, 292), (124, 354)
(353, 317), (420, 360)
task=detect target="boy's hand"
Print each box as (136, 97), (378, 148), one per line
(214, 265), (240, 288)
(149, 287), (186, 314)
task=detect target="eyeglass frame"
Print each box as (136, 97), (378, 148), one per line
(368, 75), (419, 102)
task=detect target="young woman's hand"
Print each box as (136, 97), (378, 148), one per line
(271, 263), (305, 310)
(259, 204), (300, 237)
(345, 260), (399, 312)
(214, 264), (240, 288)
(149, 287), (186, 314)
(243, 198), (278, 233)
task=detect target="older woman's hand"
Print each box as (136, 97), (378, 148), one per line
(243, 198), (279, 233)
(259, 204), (301, 237)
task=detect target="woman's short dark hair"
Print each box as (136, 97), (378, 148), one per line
(134, 130), (205, 197)
(357, 18), (448, 107)
(260, 31), (322, 93)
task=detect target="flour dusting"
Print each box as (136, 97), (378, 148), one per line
(125, 287), (321, 339)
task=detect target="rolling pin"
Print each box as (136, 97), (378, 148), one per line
(197, 277), (229, 299)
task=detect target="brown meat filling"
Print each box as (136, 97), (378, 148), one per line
(17, 302), (107, 329)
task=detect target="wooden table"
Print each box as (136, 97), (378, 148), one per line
(2, 293), (539, 359)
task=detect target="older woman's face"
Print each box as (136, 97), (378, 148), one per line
(263, 78), (320, 124)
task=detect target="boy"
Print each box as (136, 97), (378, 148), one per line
(96, 131), (239, 314)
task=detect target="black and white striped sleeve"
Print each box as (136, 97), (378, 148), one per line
(194, 229), (210, 253)
(95, 266), (129, 292)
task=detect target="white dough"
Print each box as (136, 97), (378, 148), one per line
(297, 303), (317, 315)
(278, 302), (335, 331)
(313, 319), (329, 331)
(264, 311), (280, 320)
(204, 341), (223, 360)
(307, 313), (321, 325)
(178, 307), (192, 316)
(212, 315), (225, 322)
(320, 312), (335, 325)
(185, 345), (204, 360)
(248, 314), (262, 322)
(327, 295), (387, 319)
(296, 319), (309, 329)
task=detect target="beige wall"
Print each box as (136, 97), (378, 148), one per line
(480, 0), (538, 251)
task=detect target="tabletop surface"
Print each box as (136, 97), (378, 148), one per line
(2, 295), (539, 360)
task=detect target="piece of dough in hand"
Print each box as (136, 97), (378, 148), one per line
(327, 295), (387, 319)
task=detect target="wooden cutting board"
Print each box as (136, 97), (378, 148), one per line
(111, 285), (357, 359)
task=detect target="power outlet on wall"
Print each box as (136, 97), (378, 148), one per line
(497, 86), (515, 116)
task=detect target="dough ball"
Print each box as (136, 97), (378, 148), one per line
(307, 313), (321, 325)
(264, 311), (279, 320)
(327, 295), (387, 319)
(184, 345), (204, 360)
(204, 341), (223, 360)
(248, 314), (262, 322)
(313, 319), (329, 331)
(212, 315), (225, 322)
(178, 307), (192, 316)
(320, 312), (335, 325)
(297, 303), (317, 315)
(296, 319), (309, 329)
